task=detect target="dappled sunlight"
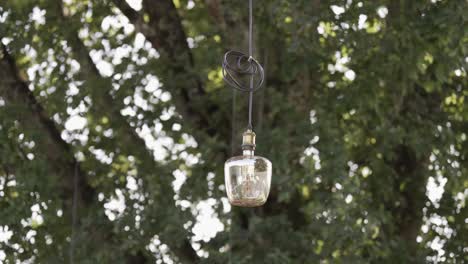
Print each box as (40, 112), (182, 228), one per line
(0, 0), (466, 262)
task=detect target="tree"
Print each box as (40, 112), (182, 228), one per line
(0, 0), (466, 263)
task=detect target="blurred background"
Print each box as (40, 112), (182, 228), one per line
(0, 0), (467, 263)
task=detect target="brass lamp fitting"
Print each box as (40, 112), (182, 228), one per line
(241, 129), (256, 151)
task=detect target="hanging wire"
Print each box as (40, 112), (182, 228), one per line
(229, 73), (237, 264)
(247, 0), (254, 129)
(222, 0), (264, 130)
(229, 91), (235, 264)
(225, 1), (261, 263)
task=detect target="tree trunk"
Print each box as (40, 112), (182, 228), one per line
(52, 2), (200, 261)
(389, 145), (428, 261)
(0, 44), (97, 261)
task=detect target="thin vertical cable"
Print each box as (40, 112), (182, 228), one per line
(248, 81), (253, 130)
(223, 0), (264, 260)
(222, 1), (264, 129)
(248, 0), (253, 57)
(247, 0), (253, 129)
(229, 87), (235, 264)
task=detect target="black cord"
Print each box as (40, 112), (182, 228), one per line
(224, 1), (262, 263)
(222, 0), (264, 130)
(248, 0), (254, 129)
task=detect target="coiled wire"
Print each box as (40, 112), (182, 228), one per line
(222, 50), (264, 93)
(222, 0), (264, 130)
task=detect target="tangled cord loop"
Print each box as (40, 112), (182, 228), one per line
(222, 50), (264, 93)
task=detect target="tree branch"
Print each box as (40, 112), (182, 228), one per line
(112, 0), (155, 39)
(56, 4), (199, 262)
(0, 44), (94, 207)
(113, 0), (222, 139)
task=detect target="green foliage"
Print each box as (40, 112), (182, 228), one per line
(0, 0), (467, 263)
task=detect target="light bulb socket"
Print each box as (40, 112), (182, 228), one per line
(241, 129), (256, 151)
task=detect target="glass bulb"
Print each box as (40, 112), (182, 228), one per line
(224, 130), (272, 207)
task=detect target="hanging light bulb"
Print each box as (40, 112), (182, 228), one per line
(225, 130), (272, 207)
(222, 0), (270, 207)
